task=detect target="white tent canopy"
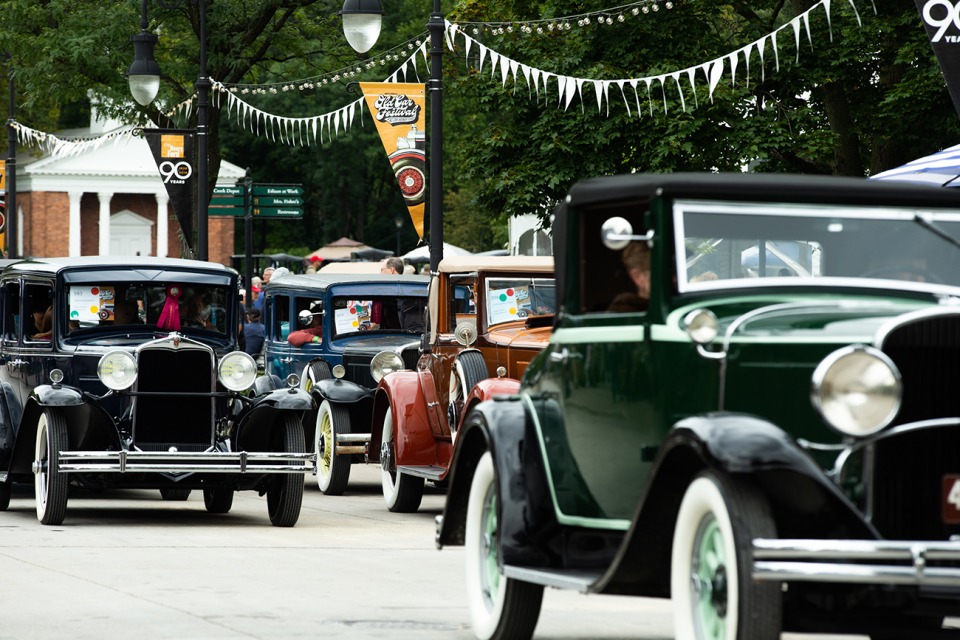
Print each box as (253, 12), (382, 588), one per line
(870, 142), (960, 187)
(401, 242), (472, 263)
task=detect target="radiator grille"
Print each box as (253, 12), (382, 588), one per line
(343, 356), (376, 389)
(134, 349), (213, 447)
(874, 315), (960, 540)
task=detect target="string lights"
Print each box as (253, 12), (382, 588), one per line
(458, 0), (676, 36)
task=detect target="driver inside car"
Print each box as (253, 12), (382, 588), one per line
(288, 301), (323, 346)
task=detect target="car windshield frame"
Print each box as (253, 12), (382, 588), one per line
(329, 293), (428, 341)
(673, 199), (960, 295)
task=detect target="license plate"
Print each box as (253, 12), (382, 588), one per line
(943, 475), (960, 524)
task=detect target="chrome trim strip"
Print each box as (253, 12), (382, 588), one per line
(753, 561), (960, 587)
(58, 450), (314, 474)
(501, 565), (601, 593)
(58, 464), (310, 474)
(873, 306), (960, 349)
(753, 538), (960, 561)
(336, 433), (371, 443)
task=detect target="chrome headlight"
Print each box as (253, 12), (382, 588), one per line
(810, 345), (901, 437)
(97, 350), (138, 391)
(683, 308), (719, 345)
(218, 351), (257, 392)
(370, 351), (404, 383)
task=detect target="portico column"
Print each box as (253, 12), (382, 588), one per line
(67, 191), (83, 257)
(97, 192), (113, 256)
(155, 192), (168, 258)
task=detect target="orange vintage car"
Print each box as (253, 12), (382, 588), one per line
(370, 256), (554, 512)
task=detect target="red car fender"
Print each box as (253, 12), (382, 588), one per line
(370, 372), (438, 467)
(456, 378), (522, 433)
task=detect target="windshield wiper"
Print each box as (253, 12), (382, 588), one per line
(914, 214), (960, 252)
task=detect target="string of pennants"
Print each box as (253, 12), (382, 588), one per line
(444, 0), (868, 116)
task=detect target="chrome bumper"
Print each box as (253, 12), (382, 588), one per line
(753, 538), (960, 587)
(50, 450), (316, 475)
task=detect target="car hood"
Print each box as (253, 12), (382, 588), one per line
(486, 321), (553, 348)
(339, 334), (420, 357)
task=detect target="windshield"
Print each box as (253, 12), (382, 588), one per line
(485, 278), (556, 327)
(67, 283), (231, 334)
(676, 201), (960, 291)
(330, 296), (427, 340)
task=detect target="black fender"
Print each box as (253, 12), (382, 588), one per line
(592, 413), (879, 597)
(438, 396), (562, 568)
(312, 379), (373, 404)
(233, 388), (314, 452)
(0, 383), (18, 471)
(8, 392), (120, 479)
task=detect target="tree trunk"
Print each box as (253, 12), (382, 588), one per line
(869, 58), (909, 176)
(821, 81), (864, 176)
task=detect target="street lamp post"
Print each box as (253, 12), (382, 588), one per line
(6, 56), (17, 259)
(128, 0), (209, 262)
(340, 0), (444, 273)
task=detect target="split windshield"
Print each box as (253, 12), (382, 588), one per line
(677, 201), (960, 290)
(66, 284), (231, 334)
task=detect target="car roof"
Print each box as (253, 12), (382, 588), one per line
(437, 255), (554, 274)
(1, 256), (236, 276)
(317, 261), (384, 274)
(565, 172), (960, 209)
(264, 272), (430, 292)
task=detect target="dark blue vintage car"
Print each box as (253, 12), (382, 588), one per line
(261, 272), (433, 495)
(0, 257), (315, 527)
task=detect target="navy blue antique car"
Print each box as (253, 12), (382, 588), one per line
(0, 257), (315, 527)
(261, 272), (432, 495)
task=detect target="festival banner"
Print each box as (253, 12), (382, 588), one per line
(914, 0), (960, 119)
(360, 83), (426, 239)
(144, 128), (196, 250)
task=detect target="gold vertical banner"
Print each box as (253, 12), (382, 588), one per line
(360, 83), (426, 239)
(0, 160), (6, 252)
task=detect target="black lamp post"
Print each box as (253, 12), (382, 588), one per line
(128, 0), (210, 262)
(394, 214), (403, 257)
(6, 55), (17, 259)
(340, 0), (444, 273)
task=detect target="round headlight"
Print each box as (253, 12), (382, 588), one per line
(683, 308), (719, 345)
(97, 351), (138, 391)
(218, 351), (257, 392)
(811, 345), (901, 437)
(370, 351), (404, 383)
(332, 364), (346, 379)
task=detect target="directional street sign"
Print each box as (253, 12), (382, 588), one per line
(253, 197), (303, 207)
(212, 186), (244, 196)
(253, 207), (302, 217)
(209, 197), (245, 206)
(253, 185), (303, 196)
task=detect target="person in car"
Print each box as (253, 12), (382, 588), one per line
(287, 301), (323, 346)
(608, 241), (650, 313)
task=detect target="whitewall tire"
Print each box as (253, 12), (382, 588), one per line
(380, 407), (424, 513)
(316, 400), (351, 495)
(35, 409), (69, 526)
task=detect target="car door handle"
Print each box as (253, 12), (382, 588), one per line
(549, 348), (568, 364)
(279, 357), (294, 363)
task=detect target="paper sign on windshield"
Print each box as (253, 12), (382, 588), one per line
(334, 301), (373, 334)
(69, 286), (115, 322)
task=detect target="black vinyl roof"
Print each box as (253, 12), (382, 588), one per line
(567, 172), (960, 209)
(264, 273), (429, 292)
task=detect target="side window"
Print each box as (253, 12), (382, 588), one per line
(580, 200), (648, 314)
(23, 283), (54, 346)
(447, 275), (477, 332)
(274, 295), (290, 341)
(3, 282), (20, 345)
(295, 296), (322, 333)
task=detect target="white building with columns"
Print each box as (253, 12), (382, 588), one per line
(12, 110), (243, 265)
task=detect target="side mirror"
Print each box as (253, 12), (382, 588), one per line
(601, 216), (655, 250)
(298, 310), (314, 326)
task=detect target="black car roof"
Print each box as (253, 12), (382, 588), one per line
(2, 256), (236, 276)
(264, 273), (430, 292)
(566, 172), (960, 209)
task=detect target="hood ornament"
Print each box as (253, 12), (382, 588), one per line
(172, 332), (181, 347)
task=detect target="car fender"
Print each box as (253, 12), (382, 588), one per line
(8, 394), (120, 479)
(438, 395), (561, 568)
(591, 412), (879, 598)
(0, 383), (19, 470)
(250, 387), (314, 412)
(369, 371), (434, 466)
(232, 390), (312, 452)
(456, 378), (521, 432)
(311, 379), (373, 404)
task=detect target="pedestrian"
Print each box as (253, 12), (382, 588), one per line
(380, 257), (404, 274)
(252, 276), (264, 311)
(243, 308), (265, 357)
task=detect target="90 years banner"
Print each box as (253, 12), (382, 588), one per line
(915, 0), (960, 119)
(360, 83), (426, 239)
(144, 129), (196, 250)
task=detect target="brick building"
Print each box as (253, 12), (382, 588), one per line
(12, 113), (242, 267)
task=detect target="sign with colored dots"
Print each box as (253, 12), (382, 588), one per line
(69, 286), (115, 322)
(488, 287), (522, 325)
(333, 300), (374, 334)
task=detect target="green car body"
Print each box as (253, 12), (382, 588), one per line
(438, 173), (960, 640)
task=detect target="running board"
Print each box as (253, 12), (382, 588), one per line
(501, 565), (602, 593)
(397, 465), (446, 481)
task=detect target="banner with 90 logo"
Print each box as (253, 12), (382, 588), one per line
(144, 128), (196, 250)
(916, 0), (960, 119)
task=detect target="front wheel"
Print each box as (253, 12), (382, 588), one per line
(466, 452), (543, 640)
(267, 413), (305, 527)
(0, 480), (10, 511)
(203, 489), (234, 513)
(448, 351), (489, 433)
(380, 407), (424, 513)
(316, 400), (352, 495)
(671, 471), (781, 640)
(35, 409), (69, 525)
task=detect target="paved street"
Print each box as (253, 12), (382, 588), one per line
(0, 465), (878, 640)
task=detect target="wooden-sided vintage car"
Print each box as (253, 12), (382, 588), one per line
(0, 257), (314, 527)
(436, 173), (960, 640)
(371, 256), (555, 512)
(261, 272), (430, 494)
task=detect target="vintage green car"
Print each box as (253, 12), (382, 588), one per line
(436, 173), (960, 640)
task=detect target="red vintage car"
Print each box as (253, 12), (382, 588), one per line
(369, 256), (555, 512)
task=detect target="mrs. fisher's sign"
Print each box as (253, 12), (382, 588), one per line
(144, 128), (197, 250)
(916, 0), (960, 118)
(360, 83), (426, 239)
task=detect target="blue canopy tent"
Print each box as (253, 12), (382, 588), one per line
(870, 143), (960, 187)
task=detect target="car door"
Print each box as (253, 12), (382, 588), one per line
(18, 281), (56, 404)
(289, 294), (326, 377)
(264, 293), (294, 380)
(0, 279), (20, 468)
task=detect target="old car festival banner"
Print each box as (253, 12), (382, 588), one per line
(144, 128), (196, 248)
(360, 83), (426, 239)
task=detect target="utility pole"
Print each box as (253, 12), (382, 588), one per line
(6, 57), (16, 259)
(244, 168), (253, 311)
